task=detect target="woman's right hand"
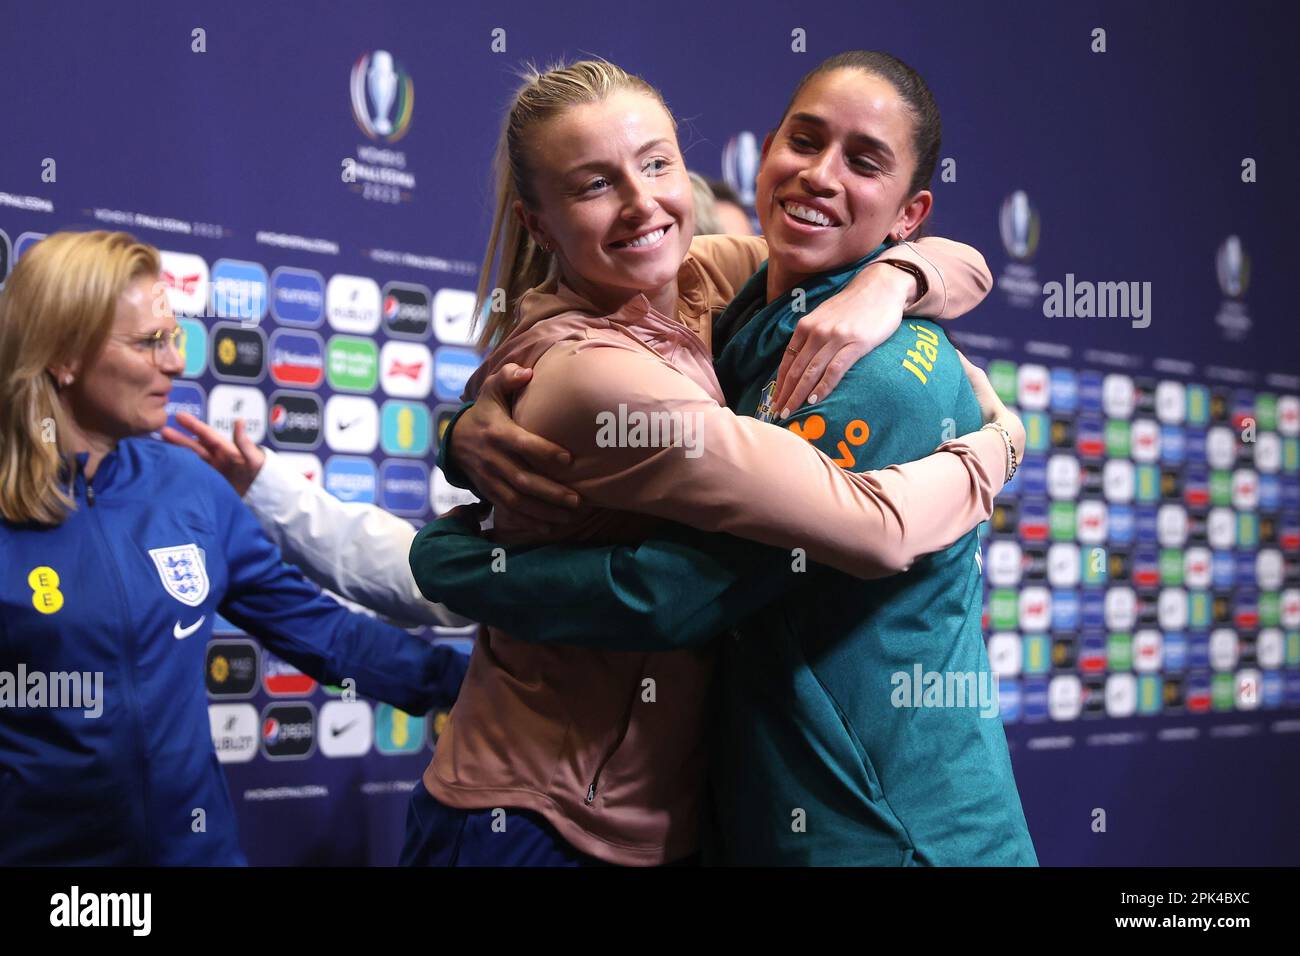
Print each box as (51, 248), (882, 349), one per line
(958, 351), (1025, 464)
(161, 412), (265, 497)
(451, 363), (581, 532)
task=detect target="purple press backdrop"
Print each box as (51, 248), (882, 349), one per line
(1, 0), (1297, 864)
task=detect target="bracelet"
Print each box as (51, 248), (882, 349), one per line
(982, 421), (1019, 484)
(870, 257), (929, 305)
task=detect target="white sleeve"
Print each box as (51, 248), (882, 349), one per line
(241, 448), (468, 628)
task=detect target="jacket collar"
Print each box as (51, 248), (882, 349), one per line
(65, 443), (124, 491)
(464, 261), (706, 401)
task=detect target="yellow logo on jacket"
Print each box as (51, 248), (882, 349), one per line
(902, 323), (941, 385)
(28, 566), (64, 614)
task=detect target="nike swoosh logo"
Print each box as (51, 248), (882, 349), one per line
(331, 719), (359, 738)
(338, 417), (360, 431)
(173, 615), (206, 639)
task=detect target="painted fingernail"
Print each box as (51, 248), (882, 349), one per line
(780, 408), (790, 419)
(809, 394), (818, 404)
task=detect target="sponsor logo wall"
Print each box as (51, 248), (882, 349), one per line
(0, 46), (476, 868)
(972, 359), (1300, 725)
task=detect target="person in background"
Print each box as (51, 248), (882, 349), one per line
(0, 230), (467, 865)
(705, 176), (756, 236)
(688, 171), (724, 236)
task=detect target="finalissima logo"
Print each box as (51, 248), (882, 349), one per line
(999, 190), (1040, 261)
(1216, 235), (1250, 298)
(0, 228), (10, 288)
(15, 231), (45, 260)
(721, 131), (759, 207)
(351, 50), (414, 142)
(1214, 235), (1252, 341)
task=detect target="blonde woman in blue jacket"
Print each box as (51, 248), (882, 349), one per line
(0, 231), (466, 865)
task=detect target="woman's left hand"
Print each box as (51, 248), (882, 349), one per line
(771, 260), (917, 418)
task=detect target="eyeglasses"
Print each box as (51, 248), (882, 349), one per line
(113, 327), (187, 367)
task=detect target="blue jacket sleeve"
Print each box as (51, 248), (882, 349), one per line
(212, 473), (467, 714)
(409, 511), (798, 651)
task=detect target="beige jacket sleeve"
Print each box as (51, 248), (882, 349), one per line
(515, 340), (1007, 581)
(690, 234), (992, 320)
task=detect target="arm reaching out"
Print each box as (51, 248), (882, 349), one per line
(209, 470), (468, 715)
(411, 343), (1014, 651)
(163, 412), (463, 629)
(410, 507), (791, 651)
(498, 339), (1015, 580)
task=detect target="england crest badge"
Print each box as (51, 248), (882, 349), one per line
(148, 543), (210, 607)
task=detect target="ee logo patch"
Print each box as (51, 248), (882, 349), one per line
(28, 566), (64, 614)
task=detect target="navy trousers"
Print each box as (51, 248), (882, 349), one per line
(399, 783), (610, 867)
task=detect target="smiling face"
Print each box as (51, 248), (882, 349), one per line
(515, 89), (695, 315)
(755, 68), (933, 297)
(64, 275), (183, 440)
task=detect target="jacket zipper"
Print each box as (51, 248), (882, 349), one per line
(81, 461), (152, 859)
(585, 656), (648, 805)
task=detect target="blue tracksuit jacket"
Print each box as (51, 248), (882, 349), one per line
(0, 438), (467, 865)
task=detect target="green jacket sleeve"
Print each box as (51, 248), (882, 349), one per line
(436, 401), (479, 494)
(408, 511), (798, 651)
